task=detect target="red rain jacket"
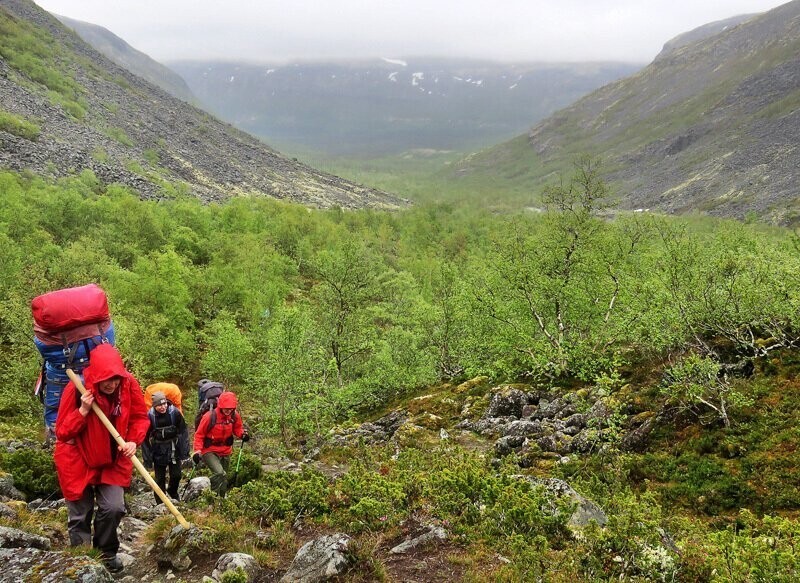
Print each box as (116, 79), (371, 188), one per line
(54, 344), (149, 501)
(193, 391), (244, 457)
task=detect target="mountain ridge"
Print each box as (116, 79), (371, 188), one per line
(454, 2), (800, 223)
(0, 0), (405, 209)
(53, 13), (197, 103)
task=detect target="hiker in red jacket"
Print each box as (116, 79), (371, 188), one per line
(54, 344), (149, 573)
(192, 391), (248, 496)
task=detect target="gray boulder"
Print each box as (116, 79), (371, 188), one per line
(484, 388), (532, 419)
(0, 525), (51, 550)
(0, 502), (19, 520)
(586, 399), (613, 427)
(505, 419), (546, 438)
(532, 397), (576, 421)
(523, 476), (608, 532)
(564, 413), (588, 429)
(0, 473), (25, 501)
(212, 552), (261, 581)
(0, 547), (111, 582)
(389, 525), (447, 554)
(494, 435), (526, 457)
(471, 415), (517, 436)
(536, 432), (574, 455)
(183, 476), (212, 502)
(280, 533), (352, 583)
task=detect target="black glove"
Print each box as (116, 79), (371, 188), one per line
(192, 452), (201, 465)
(241, 431), (250, 443)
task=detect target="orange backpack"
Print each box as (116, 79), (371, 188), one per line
(144, 382), (183, 413)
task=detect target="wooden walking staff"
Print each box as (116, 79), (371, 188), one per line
(66, 369), (191, 528)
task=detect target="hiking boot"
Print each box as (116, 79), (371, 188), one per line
(103, 555), (123, 573)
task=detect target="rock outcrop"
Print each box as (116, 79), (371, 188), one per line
(280, 533), (353, 583)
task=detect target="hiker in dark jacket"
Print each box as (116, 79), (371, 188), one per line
(192, 391), (248, 496)
(143, 391), (189, 502)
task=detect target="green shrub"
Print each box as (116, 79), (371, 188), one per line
(219, 567), (248, 583)
(0, 448), (59, 499)
(225, 468), (330, 520)
(227, 449), (262, 489)
(103, 126), (133, 147)
(0, 110), (40, 140)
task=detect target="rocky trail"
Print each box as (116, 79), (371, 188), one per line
(0, 374), (719, 581)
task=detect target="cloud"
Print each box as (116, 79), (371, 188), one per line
(36, 0), (788, 63)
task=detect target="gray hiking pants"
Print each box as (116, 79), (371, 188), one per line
(202, 452), (230, 496)
(65, 484), (125, 558)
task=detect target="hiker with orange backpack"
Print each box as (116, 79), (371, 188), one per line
(143, 391), (189, 503)
(192, 391), (248, 496)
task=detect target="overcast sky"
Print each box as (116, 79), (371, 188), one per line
(35, 0), (789, 64)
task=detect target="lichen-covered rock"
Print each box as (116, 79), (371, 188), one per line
(0, 547), (111, 582)
(212, 552), (261, 582)
(536, 432), (574, 455)
(586, 398), (614, 427)
(531, 397), (577, 421)
(0, 525), (51, 550)
(329, 411), (408, 446)
(505, 419), (546, 438)
(520, 476), (608, 532)
(564, 413), (588, 429)
(484, 387), (533, 419)
(389, 525), (447, 554)
(410, 412), (446, 430)
(0, 502), (18, 520)
(453, 376), (490, 395)
(495, 435), (526, 457)
(0, 473), (25, 501)
(280, 533), (352, 583)
(28, 498), (66, 511)
(153, 524), (204, 571)
(118, 516), (149, 545)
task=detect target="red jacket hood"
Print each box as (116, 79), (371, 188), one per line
(217, 391), (238, 409)
(84, 344), (128, 385)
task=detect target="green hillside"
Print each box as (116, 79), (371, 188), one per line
(453, 1), (800, 223)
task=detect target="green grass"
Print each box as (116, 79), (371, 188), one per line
(0, 9), (87, 119)
(285, 140), (559, 210)
(102, 126), (133, 147)
(758, 88), (800, 120)
(0, 109), (40, 140)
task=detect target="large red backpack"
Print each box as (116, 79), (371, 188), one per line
(31, 284), (114, 430)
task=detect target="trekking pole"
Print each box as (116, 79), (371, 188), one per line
(235, 438), (244, 473)
(180, 463), (196, 500)
(66, 369), (191, 529)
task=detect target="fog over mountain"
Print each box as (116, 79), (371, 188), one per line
(172, 58), (641, 156)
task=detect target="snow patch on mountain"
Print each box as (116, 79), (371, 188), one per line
(382, 57), (408, 67)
